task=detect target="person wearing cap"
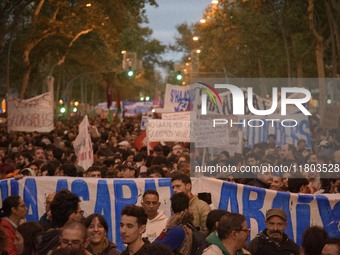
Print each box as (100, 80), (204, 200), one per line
(117, 161), (137, 178)
(246, 208), (299, 255)
(118, 141), (130, 151)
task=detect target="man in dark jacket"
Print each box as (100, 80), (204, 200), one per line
(247, 208), (299, 255)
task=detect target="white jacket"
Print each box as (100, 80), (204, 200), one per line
(142, 210), (169, 243)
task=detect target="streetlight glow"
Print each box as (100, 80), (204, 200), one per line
(200, 19), (206, 24)
(193, 36), (199, 41)
(211, 0), (218, 4)
(196, 49), (201, 54)
(145, 96), (150, 101)
(86, 3), (92, 7)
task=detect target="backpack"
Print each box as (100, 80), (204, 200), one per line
(186, 223), (207, 255)
(194, 240), (211, 255)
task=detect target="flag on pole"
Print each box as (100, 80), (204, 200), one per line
(106, 80), (114, 123)
(106, 80), (112, 109)
(114, 92), (122, 123)
(73, 115), (93, 171)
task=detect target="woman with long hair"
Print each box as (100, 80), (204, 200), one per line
(84, 214), (120, 255)
(0, 196), (27, 255)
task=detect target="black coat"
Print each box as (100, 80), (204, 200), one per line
(246, 229), (299, 255)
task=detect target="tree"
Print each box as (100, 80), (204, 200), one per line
(0, 0), (164, 101)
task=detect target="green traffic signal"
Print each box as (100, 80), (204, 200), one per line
(176, 71), (183, 81)
(127, 70), (134, 77)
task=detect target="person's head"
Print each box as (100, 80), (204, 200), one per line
(134, 153), (147, 164)
(246, 153), (259, 166)
(170, 192), (189, 214)
(171, 173), (191, 196)
(84, 214), (108, 246)
(117, 161), (137, 178)
(0, 195), (27, 220)
(34, 147), (46, 162)
(302, 226), (328, 255)
(288, 177), (311, 193)
(206, 209), (231, 234)
(308, 153), (318, 164)
(60, 163), (78, 177)
(120, 205), (147, 245)
(322, 238), (340, 255)
(16, 222), (44, 255)
(153, 145), (164, 156)
(86, 166), (102, 178)
(281, 144), (296, 160)
(268, 134), (276, 144)
(217, 213), (249, 249)
(118, 141), (130, 151)
(45, 192), (56, 213)
(270, 177), (284, 191)
(141, 190), (160, 219)
(171, 143), (183, 156)
(297, 139), (306, 151)
(50, 190), (82, 228)
(59, 221), (89, 253)
(265, 208), (288, 242)
(139, 243), (174, 255)
(147, 165), (165, 178)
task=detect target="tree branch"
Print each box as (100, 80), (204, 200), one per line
(308, 0), (323, 43)
(32, 0), (46, 24)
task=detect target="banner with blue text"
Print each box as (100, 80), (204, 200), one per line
(0, 177), (338, 251)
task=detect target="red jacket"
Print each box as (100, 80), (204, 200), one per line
(0, 218), (17, 255)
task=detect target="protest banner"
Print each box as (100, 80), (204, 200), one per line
(7, 91), (54, 132)
(146, 119), (190, 142)
(73, 115), (93, 170)
(161, 111), (191, 120)
(191, 119), (229, 148)
(0, 177), (338, 251)
(122, 101), (153, 116)
(163, 83), (197, 112)
(237, 114), (311, 148)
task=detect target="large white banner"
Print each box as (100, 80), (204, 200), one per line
(7, 91), (54, 132)
(73, 115), (93, 171)
(238, 114), (311, 148)
(146, 119), (191, 142)
(0, 177), (339, 251)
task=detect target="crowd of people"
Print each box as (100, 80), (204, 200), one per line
(0, 113), (339, 254)
(0, 181), (339, 255)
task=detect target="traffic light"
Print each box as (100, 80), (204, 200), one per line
(73, 101), (79, 113)
(126, 68), (136, 79)
(58, 99), (66, 114)
(176, 71), (183, 81)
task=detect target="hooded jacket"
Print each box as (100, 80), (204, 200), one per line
(142, 210), (169, 243)
(202, 232), (244, 255)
